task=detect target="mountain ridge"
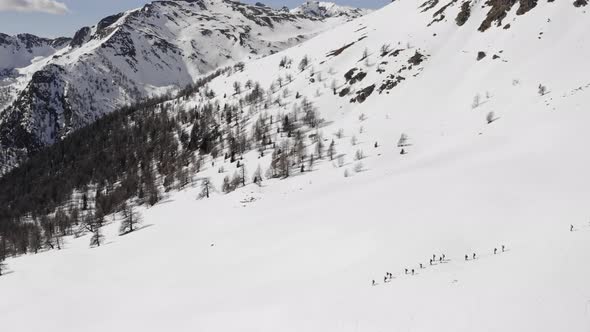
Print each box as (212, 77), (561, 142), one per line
(0, 0), (369, 175)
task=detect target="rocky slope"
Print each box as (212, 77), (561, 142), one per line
(0, 0), (367, 175)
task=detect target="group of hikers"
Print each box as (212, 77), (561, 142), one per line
(372, 246), (507, 286)
(372, 224), (583, 286)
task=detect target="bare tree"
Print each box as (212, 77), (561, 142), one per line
(354, 149), (365, 161)
(298, 55), (310, 72)
(316, 134), (325, 159)
(538, 84), (548, 96)
(486, 111), (496, 124)
(200, 178), (213, 199)
(361, 47), (369, 60)
(0, 236), (7, 276)
(328, 140), (336, 160)
(120, 204), (143, 235)
(380, 43), (391, 56)
(472, 94), (481, 109)
(89, 212), (105, 247)
(233, 81), (241, 95)
(331, 79), (338, 95)
(90, 227), (104, 248)
(398, 133), (409, 147)
(253, 164), (263, 186)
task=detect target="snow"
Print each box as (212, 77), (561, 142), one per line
(2, 0), (590, 331)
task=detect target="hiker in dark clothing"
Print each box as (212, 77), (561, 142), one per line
(442, 254), (446, 261)
(494, 248), (498, 255)
(420, 263), (423, 269)
(372, 280), (376, 286)
(502, 245), (505, 252)
(405, 268), (408, 275)
(465, 255), (468, 261)
(439, 256), (443, 263)
(429, 259), (433, 265)
(411, 269), (415, 275)
(571, 225), (574, 232)
(473, 253), (476, 260)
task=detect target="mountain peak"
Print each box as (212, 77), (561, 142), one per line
(291, 1), (371, 18)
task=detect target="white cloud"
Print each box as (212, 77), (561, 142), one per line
(0, 0), (69, 14)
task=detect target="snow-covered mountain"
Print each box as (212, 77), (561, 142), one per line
(0, 0), (368, 175)
(291, 1), (372, 18)
(0, 33), (70, 71)
(2, 0), (590, 331)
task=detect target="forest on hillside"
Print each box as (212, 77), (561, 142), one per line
(0, 56), (328, 262)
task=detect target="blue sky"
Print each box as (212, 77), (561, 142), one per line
(0, 0), (389, 38)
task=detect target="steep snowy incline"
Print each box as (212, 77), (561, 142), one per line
(0, 0), (368, 175)
(1, 1), (590, 331)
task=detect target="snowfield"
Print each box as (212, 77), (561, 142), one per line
(2, 0), (590, 331)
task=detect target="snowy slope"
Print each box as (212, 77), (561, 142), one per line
(0, 33), (70, 112)
(0, 0), (368, 175)
(0, 33), (70, 71)
(2, 1), (590, 331)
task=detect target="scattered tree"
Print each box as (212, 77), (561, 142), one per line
(233, 81), (242, 95)
(354, 149), (365, 161)
(298, 55), (310, 72)
(486, 111), (496, 124)
(253, 165), (263, 186)
(120, 204), (143, 235)
(398, 133), (409, 147)
(328, 140), (336, 160)
(199, 178), (213, 199)
(472, 94), (481, 109)
(538, 84), (548, 96)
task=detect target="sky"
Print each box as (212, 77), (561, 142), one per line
(0, 0), (389, 38)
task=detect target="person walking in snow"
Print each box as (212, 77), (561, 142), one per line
(372, 280), (376, 286)
(411, 269), (415, 275)
(384, 276), (388, 283)
(571, 225), (574, 232)
(405, 268), (409, 275)
(442, 254), (446, 261)
(439, 256), (443, 263)
(465, 254), (468, 261)
(494, 248), (498, 255)
(420, 263), (424, 269)
(502, 245), (505, 252)
(429, 259), (433, 266)
(473, 253), (476, 260)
